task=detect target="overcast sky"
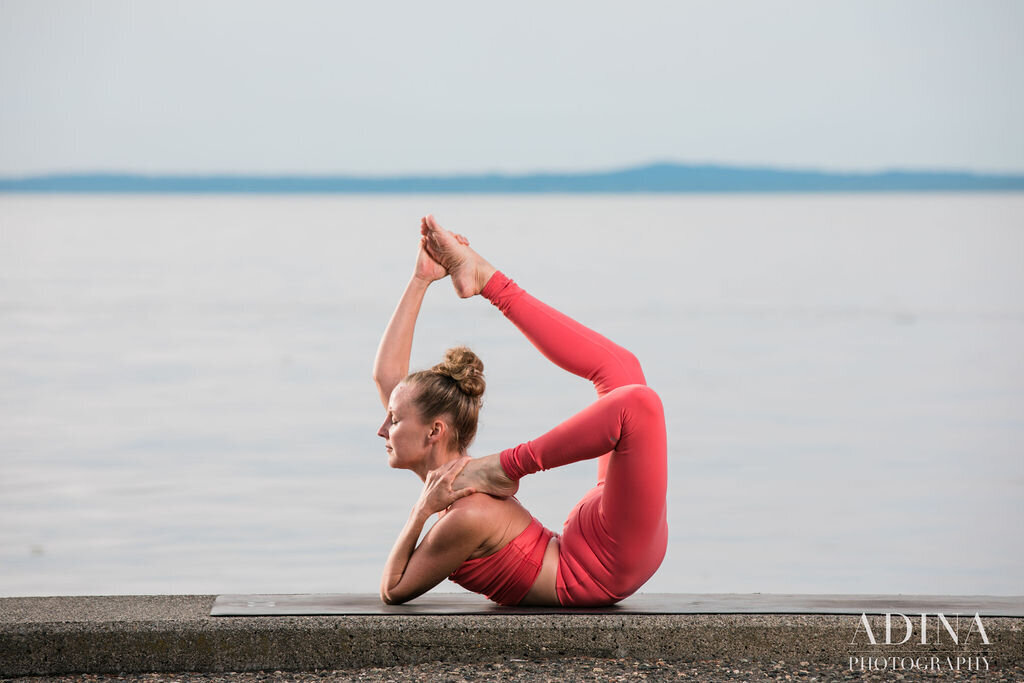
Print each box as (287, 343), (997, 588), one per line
(1, 0), (1022, 176)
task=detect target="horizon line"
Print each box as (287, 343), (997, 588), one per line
(4, 160), (1024, 181)
(2, 162), (1023, 194)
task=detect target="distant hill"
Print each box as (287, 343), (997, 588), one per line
(2, 163), (1023, 193)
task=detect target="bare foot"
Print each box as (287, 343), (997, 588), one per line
(420, 215), (496, 298)
(452, 453), (519, 498)
(422, 216), (469, 247)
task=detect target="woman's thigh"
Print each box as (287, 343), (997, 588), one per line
(557, 487), (668, 605)
(562, 385), (669, 602)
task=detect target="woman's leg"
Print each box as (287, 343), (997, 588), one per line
(482, 271), (645, 483)
(482, 271), (646, 397)
(500, 384), (668, 605)
(481, 274), (667, 604)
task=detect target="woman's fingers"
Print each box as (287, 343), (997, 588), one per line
(446, 459), (476, 499)
(439, 458), (465, 482)
(418, 458), (477, 512)
(454, 455), (472, 475)
(449, 458), (475, 496)
(443, 455), (470, 478)
(425, 458), (466, 487)
(429, 457), (473, 485)
(453, 486), (476, 499)
(442, 458), (474, 488)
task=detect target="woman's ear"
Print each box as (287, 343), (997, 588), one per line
(426, 419), (447, 445)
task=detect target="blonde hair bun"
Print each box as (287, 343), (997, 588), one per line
(406, 346), (485, 451)
(432, 346), (485, 398)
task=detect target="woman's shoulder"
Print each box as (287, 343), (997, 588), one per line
(441, 493), (532, 559)
(439, 492), (526, 533)
(445, 490), (521, 520)
(432, 493), (502, 543)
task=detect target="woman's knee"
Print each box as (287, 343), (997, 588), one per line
(604, 532), (667, 598)
(613, 384), (664, 421)
(615, 347), (647, 386)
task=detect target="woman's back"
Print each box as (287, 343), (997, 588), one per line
(443, 493), (557, 605)
(441, 492), (533, 559)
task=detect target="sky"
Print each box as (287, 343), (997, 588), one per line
(1, 0), (1023, 176)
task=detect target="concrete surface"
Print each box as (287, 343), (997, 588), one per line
(2, 594), (1022, 676)
(8, 657), (1024, 682)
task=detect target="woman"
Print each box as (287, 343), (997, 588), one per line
(374, 215), (667, 607)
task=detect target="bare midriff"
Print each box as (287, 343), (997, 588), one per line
(518, 534), (560, 606)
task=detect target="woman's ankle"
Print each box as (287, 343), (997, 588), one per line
(481, 269), (512, 301)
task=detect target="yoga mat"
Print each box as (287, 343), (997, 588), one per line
(210, 592), (1024, 616)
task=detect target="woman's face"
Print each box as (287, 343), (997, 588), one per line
(378, 382), (432, 469)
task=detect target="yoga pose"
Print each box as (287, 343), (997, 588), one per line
(374, 216), (668, 607)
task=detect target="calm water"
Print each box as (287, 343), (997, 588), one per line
(1, 194), (1022, 597)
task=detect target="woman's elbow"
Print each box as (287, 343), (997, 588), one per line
(374, 374), (401, 398)
(380, 588), (407, 606)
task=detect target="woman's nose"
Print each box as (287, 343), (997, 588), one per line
(377, 415), (392, 438)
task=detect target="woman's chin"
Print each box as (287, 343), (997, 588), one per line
(386, 450), (425, 471)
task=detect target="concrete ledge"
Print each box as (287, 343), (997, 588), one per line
(2, 595), (1022, 676)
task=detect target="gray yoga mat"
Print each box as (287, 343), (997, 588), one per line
(210, 592), (1024, 616)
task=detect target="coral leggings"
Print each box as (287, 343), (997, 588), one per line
(482, 271), (668, 606)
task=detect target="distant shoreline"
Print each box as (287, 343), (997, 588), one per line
(2, 162), (1023, 193)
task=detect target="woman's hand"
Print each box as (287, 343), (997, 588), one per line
(414, 216), (470, 284)
(415, 457), (476, 517)
(413, 236), (448, 283)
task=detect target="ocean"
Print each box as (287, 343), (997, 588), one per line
(1, 193), (1021, 597)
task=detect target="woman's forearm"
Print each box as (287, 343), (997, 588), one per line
(379, 503), (430, 604)
(373, 275), (432, 407)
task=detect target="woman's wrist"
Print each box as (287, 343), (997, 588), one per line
(411, 500), (432, 523)
(409, 273), (436, 288)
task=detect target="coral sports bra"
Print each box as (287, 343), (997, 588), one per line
(448, 515), (555, 606)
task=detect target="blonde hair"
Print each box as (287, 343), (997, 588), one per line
(405, 346), (485, 452)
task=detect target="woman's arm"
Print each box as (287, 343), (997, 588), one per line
(380, 458), (480, 604)
(372, 235), (447, 408)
